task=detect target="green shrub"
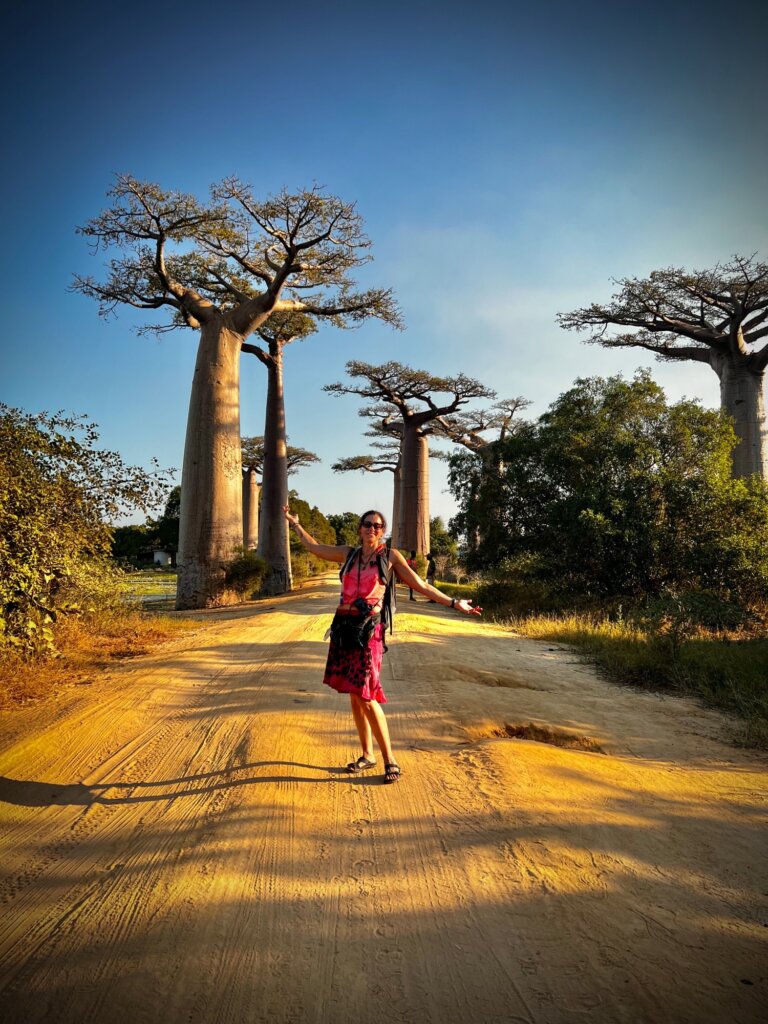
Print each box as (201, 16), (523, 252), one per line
(448, 372), (768, 605)
(0, 406), (170, 659)
(224, 548), (270, 598)
(632, 588), (752, 659)
(436, 582), (477, 601)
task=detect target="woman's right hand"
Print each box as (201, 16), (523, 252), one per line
(283, 504), (299, 527)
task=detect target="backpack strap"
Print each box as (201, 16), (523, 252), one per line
(339, 546), (359, 581)
(375, 549), (390, 584)
(378, 550), (396, 639)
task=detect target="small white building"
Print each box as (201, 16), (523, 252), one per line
(153, 550), (173, 567)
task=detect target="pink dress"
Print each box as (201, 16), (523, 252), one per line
(322, 553), (388, 703)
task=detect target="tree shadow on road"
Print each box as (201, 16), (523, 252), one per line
(0, 760), (393, 807)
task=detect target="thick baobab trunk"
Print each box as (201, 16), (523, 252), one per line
(390, 457), (402, 550)
(399, 425), (430, 555)
(242, 468), (259, 549)
(176, 324), (243, 609)
(257, 347), (292, 594)
(714, 355), (768, 479)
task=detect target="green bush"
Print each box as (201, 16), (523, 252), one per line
(0, 406), (171, 659)
(632, 588), (753, 660)
(288, 489), (338, 582)
(448, 371), (768, 606)
(436, 582), (477, 601)
(224, 549), (270, 597)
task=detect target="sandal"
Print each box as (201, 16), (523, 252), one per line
(346, 755), (377, 774)
(384, 763), (402, 784)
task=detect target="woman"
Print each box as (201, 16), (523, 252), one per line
(283, 505), (481, 783)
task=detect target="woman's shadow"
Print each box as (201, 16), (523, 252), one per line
(0, 761), (379, 808)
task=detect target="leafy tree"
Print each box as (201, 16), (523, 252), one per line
(428, 516), (458, 558)
(558, 255), (768, 479)
(112, 524), (152, 564)
(151, 485), (181, 555)
(436, 397), (531, 557)
(325, 362), (493, 554)
(327, 512), (361, 547)
(448, 372), (768, 602)
(111, 486), (180, 565)
(287, 490), (337, 581)
(0, 406), (170, 657)
(161, 485), (181, 520)
(75, 175), (399, 608)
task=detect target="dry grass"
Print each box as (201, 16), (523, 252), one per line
(511, 612), (768, 748)
(0, 608), (199, 708)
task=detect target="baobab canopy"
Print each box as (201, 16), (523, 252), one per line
(75, 175), (400, 608)
(558, 256), (768, 481)
(325, 361), (494, 553)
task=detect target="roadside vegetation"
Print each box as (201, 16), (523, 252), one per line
(0, 607), (197, 709)
(0, 406), (196, 706)
(446, 372), (768, 747)
(513, 612), (768, 748)
(4, 366), (766, 746)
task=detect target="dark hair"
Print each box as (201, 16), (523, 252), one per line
(358, 509), (388, 531)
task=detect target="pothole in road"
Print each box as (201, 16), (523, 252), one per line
(494, 722), (605, 754)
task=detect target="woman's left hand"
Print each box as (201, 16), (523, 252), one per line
(455, 599), (482, 616)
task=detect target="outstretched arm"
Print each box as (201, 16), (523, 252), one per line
(389, 550), (482, 615)
(283, 505), (349, 563)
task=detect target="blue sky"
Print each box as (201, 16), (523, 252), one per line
(3, 0), (767, 526)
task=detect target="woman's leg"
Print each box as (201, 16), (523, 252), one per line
(349, 694), (375, 760)
(361, 699), (396, 766)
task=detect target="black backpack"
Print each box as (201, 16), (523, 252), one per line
(339, 546), (397, 642)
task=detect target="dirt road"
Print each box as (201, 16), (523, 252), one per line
(0, 574), (765, 1024)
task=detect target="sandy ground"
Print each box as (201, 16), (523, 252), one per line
(0, 573), (765, 1024)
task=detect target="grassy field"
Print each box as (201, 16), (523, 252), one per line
(121, 569), (178, 609)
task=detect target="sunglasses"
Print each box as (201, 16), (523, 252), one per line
(361, 521), (385, 531)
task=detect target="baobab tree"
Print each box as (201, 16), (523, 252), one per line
(240, 428), (319, 585)
(558, 255), (768, 479)
(334, 425), (404, 545)
(241, 310), (326, 592)
(436, 397), (531, 457)
(242, 466), (260, 551)
(435, 398), (531, 556)
(74, 175), (399, 608)
(334, 424), (448, 550)
(325, 362), (494, 553)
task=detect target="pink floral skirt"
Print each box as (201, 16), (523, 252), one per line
(323, 621), (387, 703)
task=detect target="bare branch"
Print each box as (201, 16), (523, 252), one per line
(76, 175), (400, 342)
(559, 255), (768, 370)
(325, 361), (495, 433)
(241, 435), (319, 474)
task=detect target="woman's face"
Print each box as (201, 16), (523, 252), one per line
(358, 512), (386, 544)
